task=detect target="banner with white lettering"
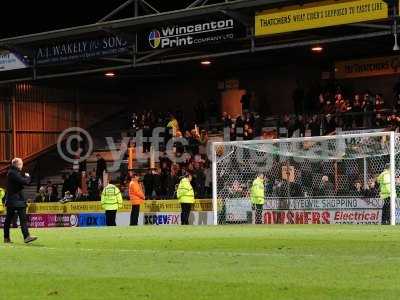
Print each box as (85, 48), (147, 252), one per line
(139, 18), (245, 51)
(0, 51), (28, 72)
(224, 197), (386, 223)
(35, 35), (129, 65)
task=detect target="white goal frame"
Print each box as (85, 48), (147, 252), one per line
(211, 131), (397, 226)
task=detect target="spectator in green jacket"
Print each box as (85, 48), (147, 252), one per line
(101, 183), (123, 226)
(177, 173), (194, 225)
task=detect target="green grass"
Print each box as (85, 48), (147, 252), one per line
(1, 225), (400, 300)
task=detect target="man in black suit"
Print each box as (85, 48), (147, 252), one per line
(4, 158), (37, 244)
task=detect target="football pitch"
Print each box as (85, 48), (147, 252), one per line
(1, 225), (399, 300)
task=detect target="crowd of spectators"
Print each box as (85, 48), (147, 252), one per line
(33, 83), (400, 203)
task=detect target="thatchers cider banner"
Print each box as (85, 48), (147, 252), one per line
(255, 0), (388, 36)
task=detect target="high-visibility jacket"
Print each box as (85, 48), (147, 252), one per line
(177, 178), (194, 204)
(101, 184), (123, 211)
(167, 118), (179, 131)
(129, 179), (145, 205)
(250, 177), (265, 205)
(0, 188), (5, 212)
(377, 169), (393, 200)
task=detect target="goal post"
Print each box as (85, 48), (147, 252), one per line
(211, 131), (399, 226)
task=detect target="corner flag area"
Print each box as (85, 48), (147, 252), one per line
(1, 225), (399, 300)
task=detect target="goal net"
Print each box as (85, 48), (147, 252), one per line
(211, 132), (400, 225)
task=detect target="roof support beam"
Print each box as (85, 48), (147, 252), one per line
(140, 0), (160, 13)
(97, 0), (135, 23)
(0, 0), (284, 46)
(0, 30), (391, 85)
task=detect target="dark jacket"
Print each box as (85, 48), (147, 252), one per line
(6, 166), (31, 208)
(96, 158), (107, 179)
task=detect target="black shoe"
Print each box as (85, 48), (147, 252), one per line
(24, 236), (38, 244)
(4, 238), (12, 244)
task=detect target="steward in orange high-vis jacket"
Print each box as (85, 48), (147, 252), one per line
(129, 173), (145, 226)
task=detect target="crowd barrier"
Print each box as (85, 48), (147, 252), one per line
(1, 198), (399, 227)
(0, 200), (214, 227)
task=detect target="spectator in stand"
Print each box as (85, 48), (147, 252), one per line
(143, 169), (154, 200)
(394, 94), (400, 113)
(324, 114), (336, 135)
(46, 181), (58, 200)
(35, 186), (46, 202)
(61, 173), (70, 199)
(142, 111), (152, 153)
(166, 113), (179, 139)
(296, 115), (306, 137)
(353, 181), (363, 197)
(243, 123), (254, 140)
(222, 112), (233, 129)
(235, 115), (245, 139)
(152, 168), (162, 199)
(95, 154), (107, 183)
(316, 93), (325, 113)
(352, 94), (363, 127)
(45, 185), (58, 202)
(315, 175), (335, 197)
(164, 167), (178, 199)
(253, 113), (263, 138)
(309, 115), (321, 136)
(362, 92), (374, 128)
(204, 162), (212, 198)
(364, 178), (379, 198)
(87, 171), (99, 201)
(192, 162), (206, 199)
(69, 172), (79, 198)
(375, 94), (384, 112)
(323, 98), (336, 115)
(374, 113), (387, 128)
(59, 191), (74, 204)
(244, 112), (255, 128)
(228, 179), (245, 198)
(241, 91), (251, 113)
(188, 129), (200, 156)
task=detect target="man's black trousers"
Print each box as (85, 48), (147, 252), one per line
(254, 204), (263, 224)
(382, 199), (391, 225)
(181, 203), (192, 225)
(105, 210), (117, 226)
(130, 205), (140, 226)
(4, 207), (30, 239)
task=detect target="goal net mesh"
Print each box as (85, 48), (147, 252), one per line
(213, 132), (400, 225)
